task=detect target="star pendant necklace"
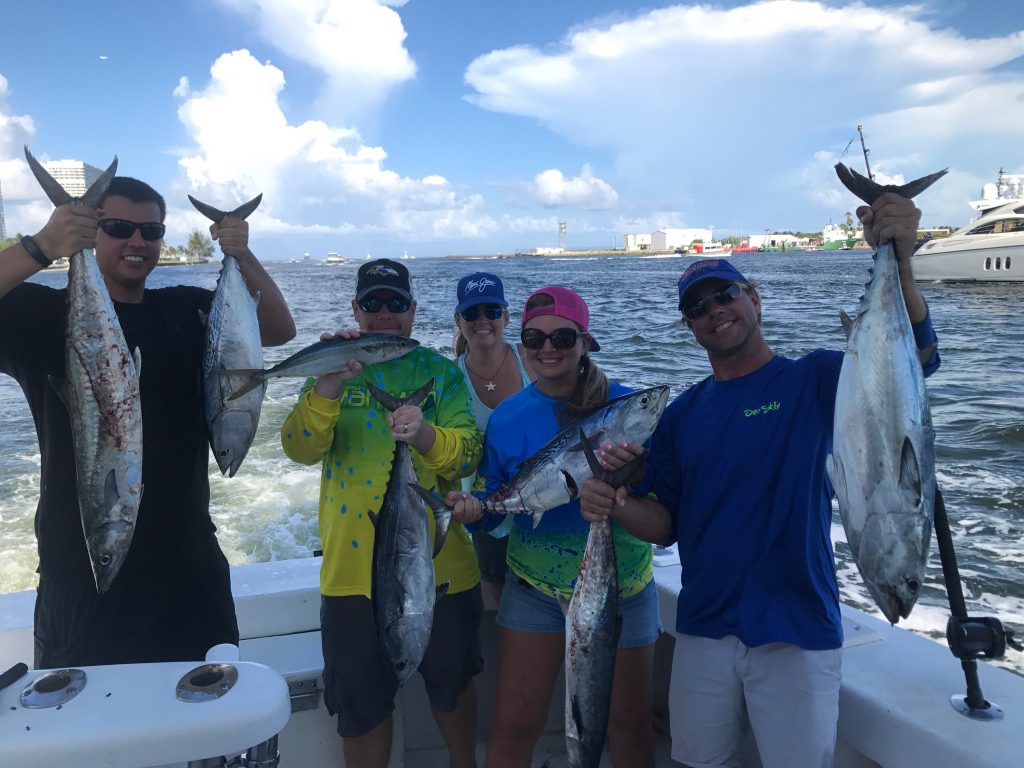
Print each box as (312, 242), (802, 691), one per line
(467, 343), (511, 392)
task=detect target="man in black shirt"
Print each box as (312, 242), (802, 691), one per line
(0, 176), (295, 667)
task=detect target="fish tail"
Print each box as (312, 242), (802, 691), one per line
(367, 378), (435, 412)
(835, 162), (947, 204)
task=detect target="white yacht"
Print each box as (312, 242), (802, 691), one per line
(322, 252), (346, 265)
(914, 198), (1024, 282)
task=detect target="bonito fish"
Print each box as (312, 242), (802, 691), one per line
(25, 146), (143, 594)
(223, 333), (419, 400)
(413, 386), (669, 528)
(366, 379), (450, 686)
(827, 163), (945, 624)
(189, 194), (265, 477)
(562, 430), (641, 768)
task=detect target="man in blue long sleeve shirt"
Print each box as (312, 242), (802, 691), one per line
(580, 194), (940, 768)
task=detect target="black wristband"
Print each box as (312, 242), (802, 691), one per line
(21, 236), (52, 268)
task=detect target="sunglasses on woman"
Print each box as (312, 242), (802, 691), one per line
(681, 283), (745, 321)
(358, 295), (411, 314)
(520, 327), (582, 350)
(98, 218), (166, 242)
(460, 304), (504, 322)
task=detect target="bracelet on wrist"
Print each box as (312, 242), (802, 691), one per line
(20, 236), (52, 268)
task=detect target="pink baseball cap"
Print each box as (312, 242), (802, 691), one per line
(522, 286), (601, 351)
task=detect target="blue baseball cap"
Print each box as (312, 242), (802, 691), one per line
(676, 259), (748, 310)
(455, 272), (508, 314)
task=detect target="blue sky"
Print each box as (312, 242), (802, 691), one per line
(2, 0), (1022, 258)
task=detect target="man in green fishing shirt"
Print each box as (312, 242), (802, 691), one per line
(280, 258), (483, 768)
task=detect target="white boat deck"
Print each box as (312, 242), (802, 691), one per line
(2, 553), (1022, 767)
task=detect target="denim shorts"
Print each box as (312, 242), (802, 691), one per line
(496, 572), (661, 648)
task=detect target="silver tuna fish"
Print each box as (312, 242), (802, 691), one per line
(366, 379), (450, 686)
(562, 430), (639, 768)
(25, 146), (143, 594)
(189, 194), (265, 477)
(827, 163), (945, 623)
(413, 386), (669, 528)
(223, 333), (419, 401)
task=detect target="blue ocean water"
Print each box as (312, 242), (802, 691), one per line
(1, 253), (1021, 674)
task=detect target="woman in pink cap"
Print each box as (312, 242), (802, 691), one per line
(450, 285), (658, 768)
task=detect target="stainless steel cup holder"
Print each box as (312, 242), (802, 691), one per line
(176, 663), (238, 703)
(20, 668), (87, 708)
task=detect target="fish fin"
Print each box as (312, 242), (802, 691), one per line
(228, 194), (263, 221)
(225, 375), (265, 401)
(407, 483), (454, 555)
(132, 347), (142, 377)
(188, 195), (227, 222)
(436, 581), (450, 600)
(570, 693), (585, 735)
(579, 428), (605, 478)
(103, 469), (119, 512)
(561, 469), (579, 500)
(835, 163), (948, 204)
(531, 510), (546, 529)
(826, 453), (847, 504)
(367, 509), (378, 528)
(198, 309), (207, 327)
(917, 342), (937, 368)
(557, 594), (570, 617)
(432, 507), (451, 557)
(839, 310), (854, 339)
(898, 437), (922, 508)
(253, 289), (261, 309)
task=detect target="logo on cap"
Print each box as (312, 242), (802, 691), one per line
(465, 277), (496, 294)
(367, 265), (400, 278)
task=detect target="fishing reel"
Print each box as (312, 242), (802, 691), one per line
(946, 615), (1023, 661)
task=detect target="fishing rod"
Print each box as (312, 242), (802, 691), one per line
(934, 487), (1021, 720)
(857, 125), (873, 181)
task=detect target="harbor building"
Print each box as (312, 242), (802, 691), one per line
(650, 227), (713, 251)
(624, 233), (652, 251)
(41, 160), (102, 198)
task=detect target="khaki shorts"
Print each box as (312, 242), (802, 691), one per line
(669, 634), (842, 768)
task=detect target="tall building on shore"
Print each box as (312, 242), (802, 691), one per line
(0, 180), (7, 240)
(41, 160), (102, 198)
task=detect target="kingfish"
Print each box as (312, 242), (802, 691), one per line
(413, 386), (669, 529)
(223, 333), (420, 400)
(827, 163), (946, 623)
(366, 379), (449, 686)
(189, 194), (265, 477)
(25, 146), (143, 594)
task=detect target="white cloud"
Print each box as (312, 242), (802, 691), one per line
(531, 164), (619, 209)
(172, 50), (494, 242)
(465, 1), (1024, 230)
(214, 0), (415, 124)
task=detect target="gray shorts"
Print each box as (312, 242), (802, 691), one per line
(669, 634), (842, 768)
(320, 587), (484, 737)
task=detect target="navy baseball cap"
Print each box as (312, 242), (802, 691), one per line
(455, 272), (508, 314)
(676, 259), (748, 310)
(356, 258), (412, 301)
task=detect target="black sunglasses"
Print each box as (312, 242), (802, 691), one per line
(97, 218), (166, 242)
(521, 327), (581, 350)
(460, 304), (504, 322)
(358, 295), (411, 314)
(682, 283), (745, 321)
